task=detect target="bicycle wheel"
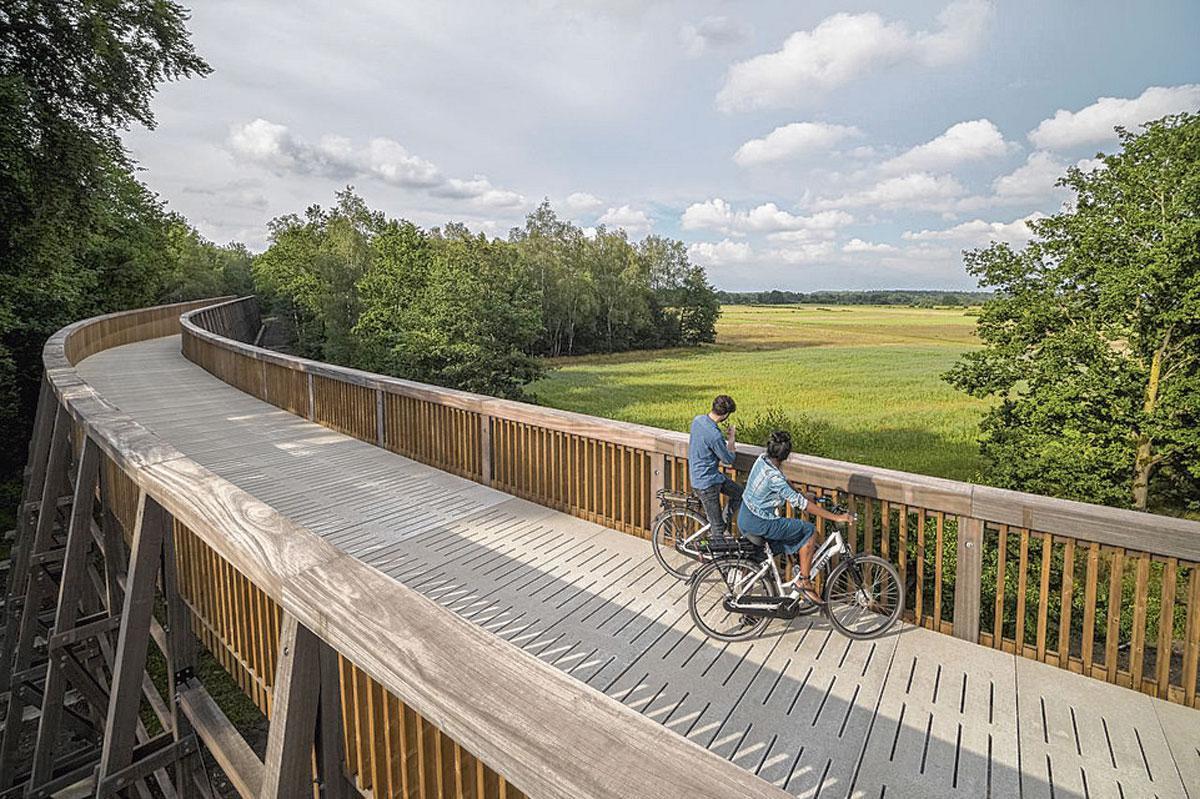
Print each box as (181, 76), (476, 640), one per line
(651, 507), (709, 579)
(688, 556), (774, 642)
(823, 555), (904, 640)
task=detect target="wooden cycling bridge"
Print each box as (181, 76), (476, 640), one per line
(1, 297), (1198, 798)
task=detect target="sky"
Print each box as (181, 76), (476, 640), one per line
(124, 0), (1200, 291)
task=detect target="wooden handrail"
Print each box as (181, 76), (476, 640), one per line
(47, 300), (795, 798)
(183, 296), (1200, 562)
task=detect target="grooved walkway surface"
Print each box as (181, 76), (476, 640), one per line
(78, 336), (1200, 799)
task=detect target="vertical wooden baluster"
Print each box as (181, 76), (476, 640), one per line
(933, 511), (944, 630)
(353, 665), (372, 792)
(1014, 529), (1030, 655)
(898, 505), (909, 618)
(1035, 533), (1052, 662)
(864, 498), (874, 555)
(1129, 552), (1150, 691)
(367, 678), (387, 796)
(915, 509), (926, 626)
(1057, 538), (1076, 668)
(1104, 548), (1125, 683)
(1155, 558), (1177, 699)
(880, 500), (890, 560)
(1081, 543), (1100, 674)
(1183, 567), (1199, 708)
(415, 715), (428, 799)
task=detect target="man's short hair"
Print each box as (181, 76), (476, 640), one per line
(766, 430), (793, 462)
(712, 395), (736, 417)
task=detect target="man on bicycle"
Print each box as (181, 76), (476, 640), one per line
(688, 395), (743, 539)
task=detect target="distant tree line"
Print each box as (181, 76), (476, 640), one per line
(254, 194), (720, 400)
(717, 289), (992, 307)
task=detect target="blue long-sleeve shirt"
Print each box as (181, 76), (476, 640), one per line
(688, 414), (736, 489)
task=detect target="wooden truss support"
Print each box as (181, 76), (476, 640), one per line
(0, 403), (72, 785)
(260, 613), (352, 799)
(3, 429), (215, 799)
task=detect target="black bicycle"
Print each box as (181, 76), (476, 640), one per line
(687, 501), (904, 642)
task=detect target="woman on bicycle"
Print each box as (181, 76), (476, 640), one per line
(738, 430), (853, 603)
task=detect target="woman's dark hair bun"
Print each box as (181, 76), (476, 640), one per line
(766, 430), (793, 461)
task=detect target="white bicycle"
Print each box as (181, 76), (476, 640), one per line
(687, 500), (904, 642)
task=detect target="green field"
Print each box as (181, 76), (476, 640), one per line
(529, 305), (988, 482)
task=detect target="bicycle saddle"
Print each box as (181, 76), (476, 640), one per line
(740, 531), (767, 547)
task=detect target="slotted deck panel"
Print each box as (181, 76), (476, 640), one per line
(77, 336), (1200, 799)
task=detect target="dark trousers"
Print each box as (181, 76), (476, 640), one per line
(694, 476), (743, 537)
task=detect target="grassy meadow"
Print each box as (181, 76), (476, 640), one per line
(529, 305), (988, 482)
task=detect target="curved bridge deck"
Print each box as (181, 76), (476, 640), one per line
(77, 335), (1200, 799)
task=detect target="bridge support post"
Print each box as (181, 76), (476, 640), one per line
(953, 516), (984, 642)
(376, 388), (385, 447)
(261, 613), (321, 798)
(650, 453), (666, 532)
(480, 414), (492, 486)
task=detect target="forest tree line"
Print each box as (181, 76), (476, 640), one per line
(254, 194), (721, 398)
(717, 289), (992, 306)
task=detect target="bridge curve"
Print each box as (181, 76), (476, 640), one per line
(5, 297), (1199, 799)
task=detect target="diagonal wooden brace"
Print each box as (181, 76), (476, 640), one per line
(29, 435), (102, 787)
(95, 490), (168, 786)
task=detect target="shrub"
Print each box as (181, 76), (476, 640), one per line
(738, 406), (831, 458)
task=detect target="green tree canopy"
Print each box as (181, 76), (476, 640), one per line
(1, 1), (219, 509)
(945, 113), (1200, 512)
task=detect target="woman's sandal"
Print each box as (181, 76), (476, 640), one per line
(792, 576), (825, 605)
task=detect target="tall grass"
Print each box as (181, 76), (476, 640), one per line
(531, 305), (987, 481)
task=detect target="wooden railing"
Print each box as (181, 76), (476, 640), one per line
(184, 296), (1200, 710)
(41, 298), (790, 799)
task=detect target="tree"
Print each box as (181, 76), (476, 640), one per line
(1, 0), (211, 510)
(253, 189), (383, 362)
(945, 113), (1200, 512)
(355, 221), (543, 398)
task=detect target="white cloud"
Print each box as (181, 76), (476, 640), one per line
(688, 238), (753, 265)
(681, 199), (853, 236)
(902, 212), (1046, 246)
(734, 122), (862, 167)
(991, 151), (1066, 202)
(816, 172), (966, 211)
(597, 205), (652, 236)
(716, 0), (993, 111)
(881, 119), (1009, 174)
(229, 119), (526, 209)
(680, 16), (752, 57)
(1028, 84), (1200, 149)
(842, 238), (897, 253)
(433, 175), (526, 208)
(767, 241), (837, 264)
(565, 191), (605, 213)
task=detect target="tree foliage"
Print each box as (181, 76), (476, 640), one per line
(510, 202), (719, 356)
(945, 113), (1200, 512)
(255, 193), (721, 400)
(1, 1), (242, 510)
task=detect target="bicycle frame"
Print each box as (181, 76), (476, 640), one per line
(675, 519), (712, 557)
(726, 529), (850, 606)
